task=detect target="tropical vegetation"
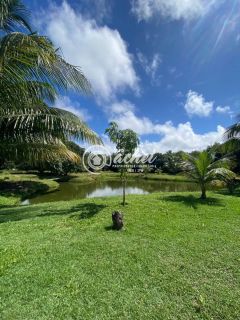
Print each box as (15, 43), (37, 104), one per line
(0, 0), (100, 167)
(0, 1), (240, 319)
(183, 150), (235, 199)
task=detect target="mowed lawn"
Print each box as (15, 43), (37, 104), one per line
(0, 192), (239, 319)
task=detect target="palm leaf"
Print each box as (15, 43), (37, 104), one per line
(0, 0), (32, 32)
(0, 79), (57, 107)
(225, 122), (240, 140)
(0, 106), (102, 144)
(0, 33), (91, 94)
(184, 151), (234, 184)
(0, 0), (98, 166)
(206, 168), (235, 183)
(0, 139), (80, 165)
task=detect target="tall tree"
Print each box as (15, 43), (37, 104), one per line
(105, 122), (139, 206)
(0, 0), (100, 165)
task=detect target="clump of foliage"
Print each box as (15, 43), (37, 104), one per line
(151, 151), (185, 174)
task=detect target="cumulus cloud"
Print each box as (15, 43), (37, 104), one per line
(110, 100), (136, 114)
(39, 1), (139, 101)
(54, 96), (91, 121)
(184, 90), (214, 117)
(139, 122), (225, 153)
(112, 110), (162, 135)
(108, 100), (224, 152)
(131, 0), (215, 22)
(137, 51), (162, 84)
(109, 100), (162, 135)
(216, 105), (231, 114)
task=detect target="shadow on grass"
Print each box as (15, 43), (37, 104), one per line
(0, 202), (106, 223)
(163, 194), (224, 210)
(0, 180), (55, 210)
(104, 225), (114, 231)
(215, 189), (240, 197)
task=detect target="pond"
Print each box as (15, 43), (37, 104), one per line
(23, 178), (205, 205)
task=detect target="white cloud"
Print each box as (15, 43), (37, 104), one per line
(112, 110), (162, 135)
(39, 1), (139, 101)
(131, 0), (215, 22)
(54, 96), (91, 121)
(110, 100), (136, 114)
(216, 105), (231, 114)
(184, 90), (214, 117)
(137, 51), (162, 84)
(109, 100), (162, 135)
(108, 100), (224, 153)
(139, 122), (225, 153)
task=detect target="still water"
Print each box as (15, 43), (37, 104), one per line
(25, 179), (203, 205)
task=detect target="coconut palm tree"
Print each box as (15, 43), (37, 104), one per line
(184, 151), (235, 199)
(0, 0), (100, 165)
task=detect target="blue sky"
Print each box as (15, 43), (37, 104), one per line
(25, 0), (240, 153)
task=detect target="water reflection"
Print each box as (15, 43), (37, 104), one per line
(87, 186), (149, 198)
(26, 179), (202, 205)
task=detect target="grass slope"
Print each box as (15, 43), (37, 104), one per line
(0, 192), (240, 319)
(0, 172), (59, 206)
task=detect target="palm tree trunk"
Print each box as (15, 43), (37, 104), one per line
(200, 184), (207, 199)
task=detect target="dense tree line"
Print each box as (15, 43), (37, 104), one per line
(3, 141), (240, 178)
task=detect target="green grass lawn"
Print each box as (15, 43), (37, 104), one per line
(0, 192), (239, 319)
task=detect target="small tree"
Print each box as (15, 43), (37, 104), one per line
(184, 151), (235, 199)
(105, 122), (139, 205)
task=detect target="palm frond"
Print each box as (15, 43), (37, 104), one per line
(0, 4), (97, 166)
(0, 32), (91, 94)
(184, 150), (235, 185)
(184, 151), (211, 181)
(206, 168), (235, 182)
(225, 123), (240, 140)
(0, 0), (32, 33)
(0, 106), (102, 144)
(208, 157), (230, 171)
(221, 138), (240, 155)
(0, 139), (80, 165)
(0, 79), (57, 107)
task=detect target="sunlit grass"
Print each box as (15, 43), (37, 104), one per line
(0, 192), (239, 319)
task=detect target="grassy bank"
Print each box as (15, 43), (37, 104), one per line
(68, 171), (191, 183)
(0, 172), (59, 206)
(0, 192), (239, 319)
